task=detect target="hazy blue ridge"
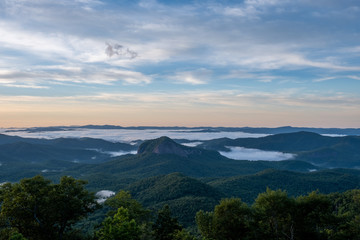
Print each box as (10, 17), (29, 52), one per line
(9, 125), (360, 135)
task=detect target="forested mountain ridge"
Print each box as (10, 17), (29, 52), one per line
(198, 131), (360, 168)
(199, 131), (355, 152)
(1, 132), (359, 186)
(1, 131), (360, 239)
(125, 173), (224, 226)
(0, 135), (137, 182)
(0, 134), (136, 152)
(55, 137), (318, 190)
(206, 168), (360, 203)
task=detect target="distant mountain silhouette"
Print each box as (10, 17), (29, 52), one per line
(0, 135), (136, 182)
(199, 131), (360, 168)
(137, 136), (202, 157)
(16, 125), (360, 135)
(199, 131), (339, 152)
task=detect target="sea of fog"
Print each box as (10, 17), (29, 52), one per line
(220, 146), (295, 161)
(0, 128), (297, 161)
(0, 128), (268, 143)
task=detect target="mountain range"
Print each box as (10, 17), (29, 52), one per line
(199, 131), (360, 168)
(1, 130), (360, 227)
(7, 125), (360, 135)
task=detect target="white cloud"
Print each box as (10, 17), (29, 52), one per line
(347, 75), (360, 80)
(0, 0), (359, 131)
(91, 149), (137, 157)
(181, 141), (203, 147)
(0, 88), (359, 111)
(106, 69), (152, 85)
(0, 20), (136, 66)
(1, 83), (49, 89)
(313, 75), (360, 82)
(213, 45), (360, 71)
(170, 69), (211, 85)
(220, 146), (295, 161)
(214, 0), (287, 19)
(0, 67), (152, 86)
(105, 150), (137, 157)
(313, 76), (337, 82)
(3, 128), (269, 142)
(96, 190), (115, 204)
(222, 5), (259, 18)
(245, 0), (285, 6)
(1, 0), (359, 76)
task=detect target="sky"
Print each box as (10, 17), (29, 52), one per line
(0, 0), (359, 128)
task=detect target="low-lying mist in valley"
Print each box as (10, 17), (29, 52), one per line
(219, 146), (295, 161)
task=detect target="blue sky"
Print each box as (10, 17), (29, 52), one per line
(0, 0), (359, 127)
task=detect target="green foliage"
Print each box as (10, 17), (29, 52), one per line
(127, 173), (222, 227)
(208, 169), (360, 204)
(105, 190), (151, 224)
(295, 191), (335, 239)
(0, 175), (99, 240)
(48, 135), (324, 191)
(195, 210), (214, 240)
(199, 131), (338, 152)
(152, 205), (182, 240)
(96, 207), (141, 240)
(330, 189), (360, 239)
(97, 191), (155, 240)
(196, 189), (360, 240)
(196, 198), (253, 240)
(172, 229), (197, 240)
(199, 132), (360, 168)
(0, 230), (29, 240)
(253, 188), (295, 240)
(213, 198), (253, 240)
(9, 232), (28, 240)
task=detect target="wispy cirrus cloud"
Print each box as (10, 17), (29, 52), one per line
(170, 69), (212, 85)
(0, 67), (152, 87)
(1, 88), (359, 128)
(1, 89), (358, 110)
(212, 0), (287, 19)
(348, 75), (360, 81)
(313, 75), (360, 82)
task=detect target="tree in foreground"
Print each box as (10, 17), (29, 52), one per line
(330, 189), (360, 240)
(96, 207), (141, 240)
(253, 188), (295, 240)
(105, 190), (151, 224)
(294, 191), (335, 240)
(100, 190), (152, 240)
(196, 198), (253, 240)
(0, 175), (99, 240)
(152, 205), (183, 240)
(196, 189), (360, 240)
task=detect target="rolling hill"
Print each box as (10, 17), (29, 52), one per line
(207, 168), (360, 203)
(1, 131), (360, 231)
(125, 172), (223, 226)
(198, 131), (360, 168)
(0, 134), (137, 182)
(57, 136), (318, 190)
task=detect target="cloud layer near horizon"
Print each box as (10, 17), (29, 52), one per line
(1, 128), (268, 142)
